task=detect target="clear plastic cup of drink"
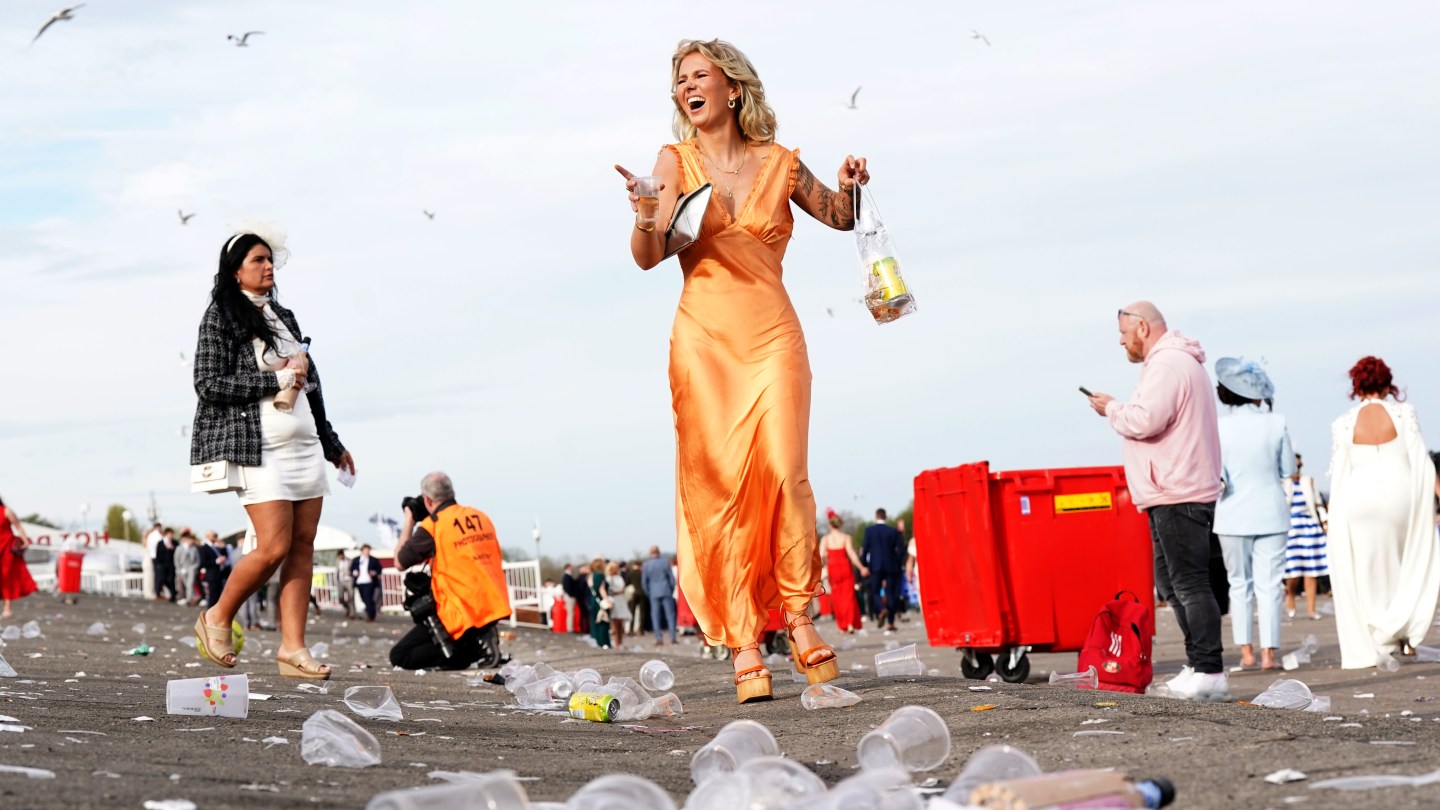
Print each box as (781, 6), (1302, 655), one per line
(639, 659), (675, 692)
(690, 719), (779, 785)
(634, 176), (662, 231)
(856, 705), (952, 773)
(365, 772), (531, 810)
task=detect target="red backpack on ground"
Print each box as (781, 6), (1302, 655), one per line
(1077, 590), (1154, 694)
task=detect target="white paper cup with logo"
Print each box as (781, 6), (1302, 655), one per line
(166, 672), (249, 718)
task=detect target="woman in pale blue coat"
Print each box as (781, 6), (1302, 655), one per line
(1213, 358), (1295, 670)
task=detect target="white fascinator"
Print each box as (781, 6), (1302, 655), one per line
(224, 218), (291, 269)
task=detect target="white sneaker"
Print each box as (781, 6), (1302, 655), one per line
(1164, 666), (1195, 691)
(1171, 670), (1230, 702)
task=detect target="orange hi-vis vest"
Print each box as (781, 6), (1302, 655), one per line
(420, 504), (510, 639)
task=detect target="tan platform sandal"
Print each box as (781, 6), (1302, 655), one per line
(786, 611), (839, 685)
(732, 642), (773, 704)
(278, 648), (332, 680)
(193, 612), (236, 668)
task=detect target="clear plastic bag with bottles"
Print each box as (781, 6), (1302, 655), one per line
(854, 188), (917, 325)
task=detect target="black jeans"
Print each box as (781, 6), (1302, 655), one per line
(1149, 502), (1224, 674)
(389, 623), (488, 671)
(356, 582), (380, 620)
(870, 569), (904, 625)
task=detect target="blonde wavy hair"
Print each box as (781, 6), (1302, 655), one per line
(671, 39), (778, 143)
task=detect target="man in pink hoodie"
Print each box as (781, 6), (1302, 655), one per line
(1088, 301), (1226, 701)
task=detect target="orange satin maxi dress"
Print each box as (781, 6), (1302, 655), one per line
(662, 139), (822, 649)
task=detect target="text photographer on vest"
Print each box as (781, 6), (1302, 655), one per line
(390, 471), (509, 670)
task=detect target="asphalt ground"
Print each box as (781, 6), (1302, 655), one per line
(1, 593), (1438, 809)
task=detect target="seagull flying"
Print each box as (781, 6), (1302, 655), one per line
(423, 210), (436, 220)
(178, 210), (196, 225)
(32, 4), (85, 45)
(846, 86), (861, 110)
(177, 426), (191, 438)
(227, 31), (264, 47)
(971, 30), (991, 46)
(826, 307), (835, 318)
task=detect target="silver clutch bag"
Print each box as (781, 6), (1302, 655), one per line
(191, 460), (245, 494)
(663, 183), (713, 260)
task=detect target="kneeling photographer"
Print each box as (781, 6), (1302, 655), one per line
(390, 471), (510, 670)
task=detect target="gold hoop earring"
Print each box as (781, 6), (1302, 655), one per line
(728, 97), (736, 109)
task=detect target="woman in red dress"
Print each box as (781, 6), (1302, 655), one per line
(0, 497), (38, 619)
(822, 509), (867, 633)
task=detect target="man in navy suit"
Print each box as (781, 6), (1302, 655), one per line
(861, 508), (906, 632)
(350, 544), (385, 622)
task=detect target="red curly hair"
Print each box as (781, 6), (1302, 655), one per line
(1348, 356), (1402, 400)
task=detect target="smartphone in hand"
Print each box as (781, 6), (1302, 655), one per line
(1079, 386), (1094, 396)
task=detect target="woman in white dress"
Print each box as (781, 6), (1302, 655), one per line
(605, 561), (631, 648)
(190, 224), (356, 680)
(1327, 356), (1440, 669)
(1212, 358), (1295, 671)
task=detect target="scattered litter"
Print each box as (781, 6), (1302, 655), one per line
(1073, 730), (1125, 737)
(1322, 717), (1343, 722)
(1266, 769), (1307, 784)
(1282, 635), (1320, 670)
(167, 673), (248, 719)
(20, 621), (41, 639)
(1353, 693), (1375, 699)
(0, 627), (17, 641)
(972, 705), (996, 712)
(1251, 679), (1331, 713)
(0, 716), (15, 723)
(92, 770), (121, 778)
(1094, 701), (1118, 707)
(1338, 723), (1362, 728)
(1049, 665), (1099, 688)
(262, 736), (289, 748)
(1170, 737), (1194, 742)
(134, 716), (156, 722)
(249, 693), (272, 701)
(874, 644), (926, 678)
(801, 683), (861, 710)
(126, 645), (152, 656)
(141, 801), (194, 810)
(86, 622), (108, 636)
(179, 638), (197, 649)
(58, 730), (105, 736)
(177, 728), (214, 733)
(1080, 719), (1111, 725)
(0, 725), (32, 733)
(343, 686), (402, 721)
(295, 682), (330, 694)
(1368, 741), (1417, 746)
(301, 709), (381, 768)
(1311, 769), (1440, 790)
(239, 783), (280, 792)
(387, 731), (427, 737)
(0, 764), (54, 779)
(968, 686), (993, 692)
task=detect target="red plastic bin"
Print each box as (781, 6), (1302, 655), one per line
(913, 461), (1153, 682)
(57, 550), (85, 594)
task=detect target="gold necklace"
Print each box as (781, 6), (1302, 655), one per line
(700, 144), (747, 199)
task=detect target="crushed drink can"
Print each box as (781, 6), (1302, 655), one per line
(568, 691), (618, 723)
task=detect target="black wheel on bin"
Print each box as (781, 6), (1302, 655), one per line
(765, 632), (791, 657)
(960, 650), (994, 680)
(996, 652), (1031, 683)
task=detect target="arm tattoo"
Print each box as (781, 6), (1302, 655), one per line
(797, 162), (855, 230)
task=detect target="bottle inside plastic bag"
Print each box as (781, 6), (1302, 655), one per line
(854, 190), (916, 325)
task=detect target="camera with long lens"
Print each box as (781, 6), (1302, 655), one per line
(402, 570), (454, 659)
(401, 494), (429, 522)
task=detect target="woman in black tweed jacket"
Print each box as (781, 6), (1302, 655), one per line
(190, 227), (355, 680)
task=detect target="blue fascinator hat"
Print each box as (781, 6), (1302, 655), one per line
(1215, 357), (1274, 401)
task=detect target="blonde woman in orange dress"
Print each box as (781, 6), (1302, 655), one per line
(617, 39), (870, 703)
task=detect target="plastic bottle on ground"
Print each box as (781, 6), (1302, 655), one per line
(801, 683), (862, 710)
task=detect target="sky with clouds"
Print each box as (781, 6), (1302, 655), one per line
(3, 0), (1437, 559)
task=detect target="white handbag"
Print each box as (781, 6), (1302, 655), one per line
(191, 460), (246, 494)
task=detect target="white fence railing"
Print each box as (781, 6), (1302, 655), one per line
(36, 559), (545, 628)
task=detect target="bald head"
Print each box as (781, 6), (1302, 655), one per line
(1119, 301), (1166, 329)
(421, 471), (455, 502)
(1117, 301), (1168, 363)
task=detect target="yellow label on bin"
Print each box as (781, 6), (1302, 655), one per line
(1054, 492), (1113, 514)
